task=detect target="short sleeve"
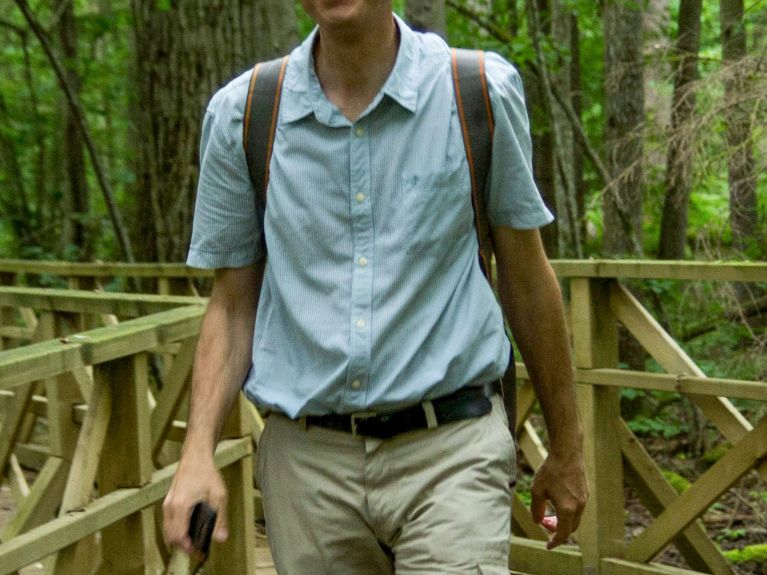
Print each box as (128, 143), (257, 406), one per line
(484, 52), (554, 230)
(186, 71), (264, 269)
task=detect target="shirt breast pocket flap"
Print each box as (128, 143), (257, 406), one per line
(401, 167), (470, 255)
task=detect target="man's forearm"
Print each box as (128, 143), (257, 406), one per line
(498, 262), (582, 453)
(183, 265), (262, 458)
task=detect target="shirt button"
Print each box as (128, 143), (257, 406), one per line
(358, 256), (368, 267)
(356, 319), (366, 329)
(355, 126), (364, 137)
(351, 379), (361, 389)
(356, 193), (366, 203)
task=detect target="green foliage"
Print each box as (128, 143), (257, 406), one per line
(722, 543), (767, 564)
(700, 443), (729, 466)
(661, 470), (691, 495)
(628, 415), (686, 439)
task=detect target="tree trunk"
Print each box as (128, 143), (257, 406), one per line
(658, 0), (702, 260)
(525, 0), (558, 257)
(57, 0), (91, 260)
(130, 0), (298, 263)
(570, 13), (586, 247)
(551, 0), (581, 257)
(602, 0), (645, 256)
(406, 0), (447, 37)
(720, 0), (757, 256)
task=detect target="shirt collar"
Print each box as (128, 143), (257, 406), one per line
(280, 13), (420, 125)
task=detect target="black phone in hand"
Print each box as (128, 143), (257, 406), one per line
(188, 502), (217, 560)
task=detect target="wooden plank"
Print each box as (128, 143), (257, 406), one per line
(45, 374), (82, 461)
(0, 307), (204, 390)
(508, 538), (583, 575)
(0, 326), (34, 340)
(244, 401), (265, 444)
(610, 283), (751, 438)
(0, 383), (35, 473)
(575, 368), (767, 401)
(626, 413), (767, 563)
(0, 438), (250, 575)
(206, 397), (257, 574)
(151, 338), (196, 459)
(0, 286), (204, 316)
(609, 282), (767, 481)
(49, 354), (105, 575)
(517, 422), (547, 471)
(514, 379), (537, 437)
(0, 340), (85, 391)
(13, 444), (48, 471)
(70, 366), (93, 402)
(4, 258), (765, 283)
(618, 420), (733, 574)
(571, 278), (625, 572)
(552, 260), (767, 282)
(0, 260), (212, 279)
(6, 455), (30, 502)
(1, 457), (68, 541)
(601, 558), (714, 575)
(99, 354), (163, 575)
(58, 367), (112, 511)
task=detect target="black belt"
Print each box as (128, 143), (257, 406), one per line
(304, 381), (501, 439)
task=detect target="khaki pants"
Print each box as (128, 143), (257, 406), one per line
(256, 395), (515, 574)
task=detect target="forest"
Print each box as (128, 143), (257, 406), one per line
(2, 1), (764, 377)
(0, 1), (766, 573)
(0, 0), (764, 265)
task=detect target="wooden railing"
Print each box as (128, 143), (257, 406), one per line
(0, 288), (259, 574)
(0, 260), (209, 296)
(0, 260), (765, 575)
(509, 261), (767, 575)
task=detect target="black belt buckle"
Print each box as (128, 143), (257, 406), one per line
(350, 411), (378, 437)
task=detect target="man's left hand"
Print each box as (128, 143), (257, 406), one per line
(529, 449), (589, 549)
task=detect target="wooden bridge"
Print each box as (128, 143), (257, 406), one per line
(0, 259), (764, 574)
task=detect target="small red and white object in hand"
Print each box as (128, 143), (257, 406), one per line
(540, 515), (558, 533)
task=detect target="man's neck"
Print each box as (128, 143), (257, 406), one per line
(313, 13), (399, 122)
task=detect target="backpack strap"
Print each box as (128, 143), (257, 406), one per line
(451, 49), (517, 440)
(450, 48), (495, 283)
(243, 55), (289, 252)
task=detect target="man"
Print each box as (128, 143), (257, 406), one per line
(163, 1), (588, 573)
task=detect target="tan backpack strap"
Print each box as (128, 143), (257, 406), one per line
(450, 48), (495, 283)
(451, 49), (517, 438)
(243, 55), (289, 252)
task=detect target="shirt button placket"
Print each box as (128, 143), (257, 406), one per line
(346, 119), (374, 406)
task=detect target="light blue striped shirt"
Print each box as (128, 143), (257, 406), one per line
(187, 15), (553, 417)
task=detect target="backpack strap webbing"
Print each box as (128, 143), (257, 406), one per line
(242, 55), (289, 248)
(450, 48), (495, 283)
(451, 49), (517, 439)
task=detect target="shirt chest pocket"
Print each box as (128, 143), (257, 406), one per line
(401, 165), (474, 257)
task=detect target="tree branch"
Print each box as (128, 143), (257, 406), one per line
(0, 17), (26, 35)
(13, 0), (136, 264)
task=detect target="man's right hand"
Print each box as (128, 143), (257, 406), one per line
(162, 456), (229, 555)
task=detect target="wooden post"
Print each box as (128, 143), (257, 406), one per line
(570, 278), (624, 574)
(205, 396), (256, 575)
(0, 272), (17, 350)
(97, 353), (164, 575)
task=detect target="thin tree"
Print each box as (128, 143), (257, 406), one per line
(13, 0), (136, 264)
(658, 0), (702, 260)
(720, 0), (757, 256)
(56, 0), (91, 259)
(602, 0), (645, 256)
